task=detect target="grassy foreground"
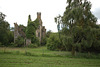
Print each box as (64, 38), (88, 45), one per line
(0, 47), (100, 67)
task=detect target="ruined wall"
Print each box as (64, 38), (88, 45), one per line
(26, 39), (31, 46)
(36, 12), (46, 44)
(42, 26), (46, 38)
(14, 23), (31, 46)
(14, 23), (19, 43)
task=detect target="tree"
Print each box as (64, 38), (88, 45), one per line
(0, 12), (10, 46)
(46, 30), (52, 38)
(54, 15), (63, 46)
(63, 0), (97, 28)
(62, 0), (97, 55)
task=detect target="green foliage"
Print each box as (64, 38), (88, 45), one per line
(62, 36), (73, 51)
(46, 30), (52, 38)
(8, 31), (14, 44)
(46, 33), (65, 51)
(26, 15), (39, 44)
(47, 33), (60, 50)
(41, 37), (47, 46)
(62, 0), (97, 28)
(0, 12), (14, 46)
(15, 36), (24, 47)
(60, 0), (99, 55)
(9, 42), (17, 47)
(0, 42), (3, 47)
(41, 30), (52, 46)
(62, 26), (100, 53)
(19, 25), (26, 33)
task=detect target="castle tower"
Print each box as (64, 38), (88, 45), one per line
(14, 23), (19, 43)
(37, 12), (41, 20)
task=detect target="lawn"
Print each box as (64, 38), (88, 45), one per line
(0, 47), (100, 67)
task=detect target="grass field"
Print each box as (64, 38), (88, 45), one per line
(0, 47), (100, 67)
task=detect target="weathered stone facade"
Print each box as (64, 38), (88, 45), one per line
(14, 12), (46, 45)
(26, 39), (31, 46)
(36, 12), (46, 43)
(14, 23), (19, 43)
(14, 23), (28, 46)
(14, 23), (26, 43)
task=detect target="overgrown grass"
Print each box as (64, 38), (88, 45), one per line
(0, 47), (100, 67)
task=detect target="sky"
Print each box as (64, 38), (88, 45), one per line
(0, 0), (100, 32)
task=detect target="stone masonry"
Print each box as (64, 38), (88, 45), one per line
(36, 12), (46, 43)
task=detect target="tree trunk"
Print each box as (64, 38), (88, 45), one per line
(72, 46), (75, 56)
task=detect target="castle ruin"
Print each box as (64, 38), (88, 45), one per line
(14, 12), (46, 46)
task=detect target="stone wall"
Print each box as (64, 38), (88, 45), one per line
(26, 39), (31, 46)
(36, 12), (46, 44)
(14, 23), (31, 46)
(14, 23), (19, 43)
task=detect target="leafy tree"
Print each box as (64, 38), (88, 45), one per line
(46, 30), (52, 38)
(8, 31), (14, 44)
(62, 0), (97, 55)
(54, 15), (62, 42)
(0, 12), (10, 46)
(54, 15), (65, 50)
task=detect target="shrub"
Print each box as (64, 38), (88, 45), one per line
(9, 42), (17, 47)
(41, 37), (47, 46)
(46, 33), (64, 51)
(0, 42), (3, 47)
(15, 36), (24, 47)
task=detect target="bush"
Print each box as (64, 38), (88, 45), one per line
(41, 37), (47, 46)
(15, 36), (24, 47)
(0, 42), (3, 47)
(9, 42), (17, 47)
(46, 33), (64, 51)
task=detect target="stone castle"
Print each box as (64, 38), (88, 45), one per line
(14, 12), (46, 46)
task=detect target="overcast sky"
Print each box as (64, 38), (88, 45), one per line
(0, 0), (100, 32)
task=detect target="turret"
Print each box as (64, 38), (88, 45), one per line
(37, 12), (41, 20)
